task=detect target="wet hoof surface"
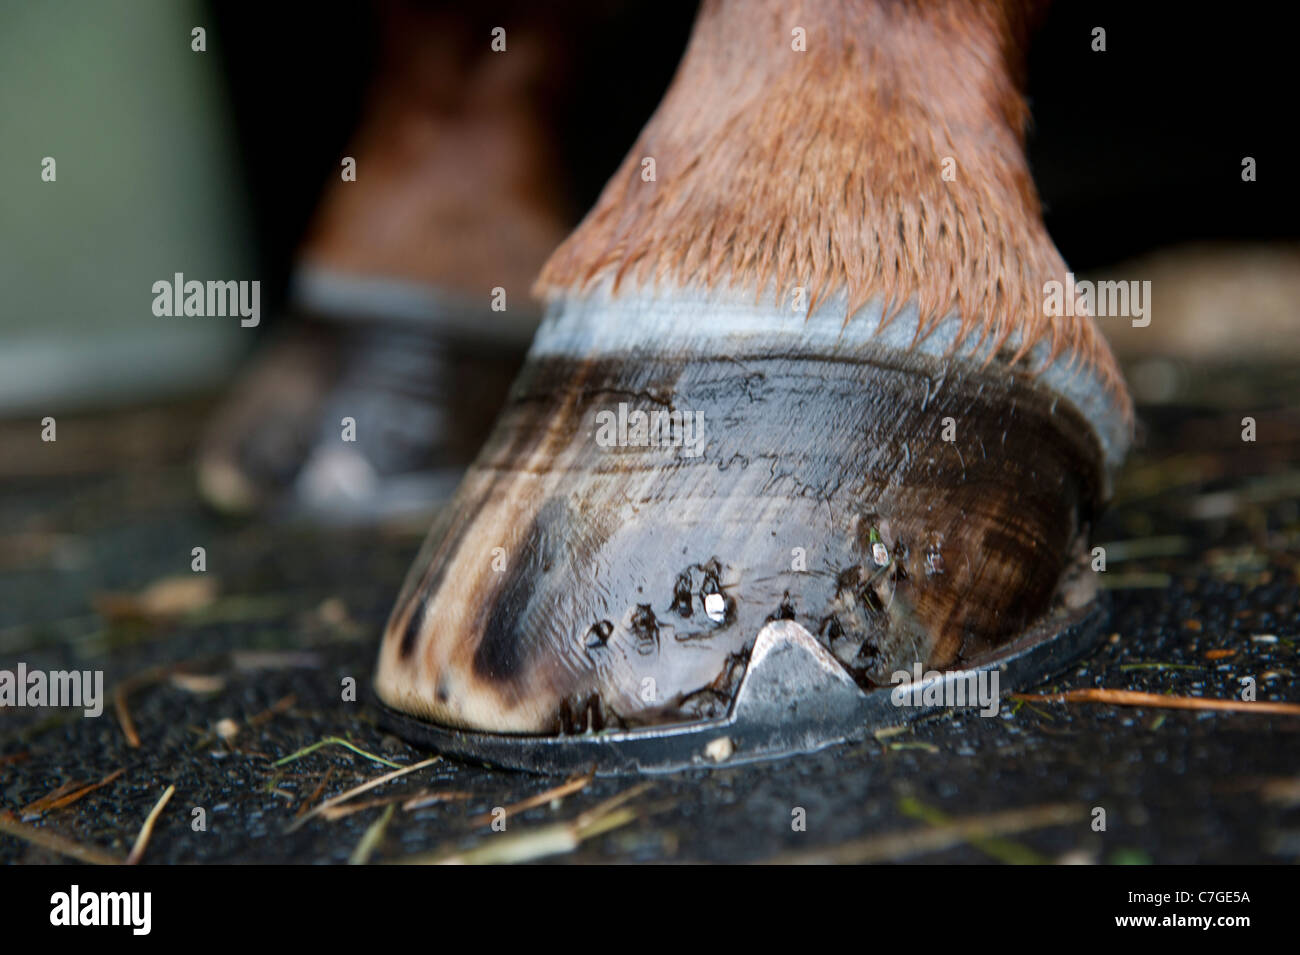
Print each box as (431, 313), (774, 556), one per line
(377, 345), (1106, 735)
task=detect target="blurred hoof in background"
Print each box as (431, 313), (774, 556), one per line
(197, 292), (527, 525)
(197, 2), (575, 525)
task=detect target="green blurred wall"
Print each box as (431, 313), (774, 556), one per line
(0, 0), (253, 412)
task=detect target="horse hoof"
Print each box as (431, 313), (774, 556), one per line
(373, 290), (1129, 769)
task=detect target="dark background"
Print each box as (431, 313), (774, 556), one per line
(209, 0), (1295, 317)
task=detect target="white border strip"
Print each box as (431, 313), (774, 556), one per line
(533, 283), (1131, 475)
(290, 265), (541, 347)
